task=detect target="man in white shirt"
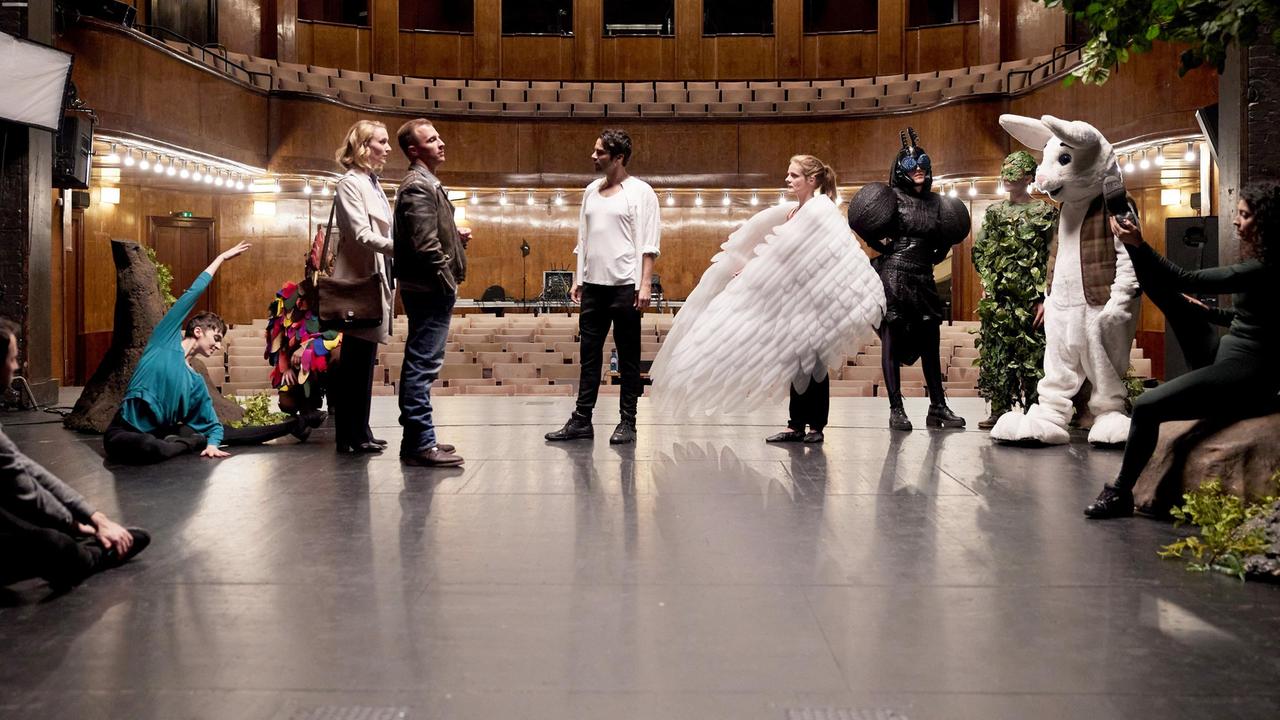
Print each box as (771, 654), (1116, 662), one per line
(546, 129), (661, 445)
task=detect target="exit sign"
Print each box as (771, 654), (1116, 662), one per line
(172, 211), (194, 218)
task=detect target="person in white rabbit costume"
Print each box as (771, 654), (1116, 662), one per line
(650, 154), (885, 442)
(990, 114), (1141, 446)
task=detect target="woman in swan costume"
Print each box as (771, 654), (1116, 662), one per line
(650, 155), (885, 439)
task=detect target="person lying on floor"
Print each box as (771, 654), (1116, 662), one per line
(0, 318), (150, 590)
(103, 242), (325, 464)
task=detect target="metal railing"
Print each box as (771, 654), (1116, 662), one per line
(134, 23), (271, 89)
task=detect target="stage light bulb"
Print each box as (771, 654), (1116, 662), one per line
(947, 185), (958, 198)
(303, 181), (313, 195)
(123, 150), (135, 167)
(996, 180), (1006, 194)
(214, 175), (225, 187)
(204, 173), (214, 185)
(777, 192), (785, 205)
(750, 192), (759, 206)
(526, 192), (535, 205)
(499, 191), (508, 206)
(470, 192), (479, 205)
(554, 192), (564, 206)
(968, 182), (977, 197)
(179, 164), (190, 179)
(1123, 155), (1136, 173)
(235, 178), (245, 190)
(166, 163), (177, 177)
(138, 155), (150, 171)
(721, 193), (731, 206)
(665, 193), (674, 206)
(1185, 143), (1197, 162)
(694, 193), (703, 207)
(105, 145), (120, 163)
(1138, 151), (1150, 170)
(321, 183), (331, 196)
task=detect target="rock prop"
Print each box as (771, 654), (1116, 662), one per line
(1242, 500), (1280, 582)
(1134, 414), (1280, 510)
(64, 240), (243, 432)
(64, 240), (166, 433)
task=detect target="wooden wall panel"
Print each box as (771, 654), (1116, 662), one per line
(802, 32), (879, 79)
(62, 23), (270, 168)
(905, 22), (978, 76)
(877, 0), (906, 75)
(297, 21), (372, 72)
(217, 0), (261, 56)
(473, 0), (501, 77)
(370, 0), (399, 75)
(400, 31), (475, 78)
(599, 38), (678, 80)
(775, 0), (804, 78)
(1002, 0), (1065, 62)
(501, 36), (576, 79)
(574, 0), (602, 79)
(702, 36), (775, 80)
(674, 0), (700, 78)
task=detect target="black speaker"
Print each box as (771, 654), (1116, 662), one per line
(53, 112), (93, 190)
(73, 0), (137, 26)
(1163, 216), (1219, 379)
(71, 189), (91, 208)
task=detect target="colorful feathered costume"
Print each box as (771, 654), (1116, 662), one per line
(265, 281), (341, 405)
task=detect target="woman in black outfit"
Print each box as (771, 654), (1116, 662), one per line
(1086, 183), (1280, 518)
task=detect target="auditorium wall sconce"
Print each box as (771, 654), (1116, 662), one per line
(100, 186), (120, 205)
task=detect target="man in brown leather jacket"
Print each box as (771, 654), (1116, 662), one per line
(393, 119), (468, 467)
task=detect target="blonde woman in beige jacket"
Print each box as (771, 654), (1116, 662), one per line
(330, 119), (395, 454)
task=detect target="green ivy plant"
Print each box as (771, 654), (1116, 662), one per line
(226, 391), (289, 428)
(971, 200), (1058, 415)
(1039, 0), (1280, 86)
(144, 245), (176, 308)
(1158, 472), (1280, 579)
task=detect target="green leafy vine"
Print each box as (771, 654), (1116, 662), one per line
(226, 391), (289, 428)
(1158, 472), (1280, 579)
(144, 245), (176, 308)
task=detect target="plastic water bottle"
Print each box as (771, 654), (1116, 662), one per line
(610, 348), (618, 373)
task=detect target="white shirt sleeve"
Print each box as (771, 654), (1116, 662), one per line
(635, 182), (661, 258)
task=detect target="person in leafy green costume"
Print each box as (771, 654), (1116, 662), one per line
(972, 151), (1058, 429)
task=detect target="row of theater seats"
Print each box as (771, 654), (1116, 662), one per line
(216, 315), (1158, 402)
(161, 36), (1081, 117)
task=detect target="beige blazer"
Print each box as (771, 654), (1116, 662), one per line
(331, 169), (394, 343)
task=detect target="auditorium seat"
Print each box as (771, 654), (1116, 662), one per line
(911, 89), (943, 105)
(538, 102), (572, 116)
(362, 80), (395, 96)
(608, 104), (641, 116)
(337, 90), (370, 105)
(329, 76), (363, 93)
(573, 103), (606, 116)
(440, 364), (484, 380)
(852, 84), (883, 99)
(464, 385), (515, 395)
(883, 80), (917, 96)
(818, 86), (852, 100)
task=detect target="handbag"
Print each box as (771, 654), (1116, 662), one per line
(312, 189), (385, 330)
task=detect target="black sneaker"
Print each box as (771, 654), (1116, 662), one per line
(926, 404), (966, 429)
(609, 422), (636, 445)
(1084, 485), (1135, 519)
(803, 430), (825, 444)
(889, 406), (912, 431)
(546, 415), (594, 441)
(292, 410), (328, 442)
(102, 528), (152, 569)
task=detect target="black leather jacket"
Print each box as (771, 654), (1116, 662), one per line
(393, 164), (467, 293)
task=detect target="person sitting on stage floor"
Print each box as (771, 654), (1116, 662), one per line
(0, 318), (151, 590)
(1085, 182), (1280, 518)
(103, 242), (325, 464)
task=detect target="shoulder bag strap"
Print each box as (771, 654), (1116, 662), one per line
(313, 187), (341, 282)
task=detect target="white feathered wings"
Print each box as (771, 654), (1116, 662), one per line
(650, 193), (885, 416)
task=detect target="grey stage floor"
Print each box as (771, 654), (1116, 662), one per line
(1, 394), (1278, 720)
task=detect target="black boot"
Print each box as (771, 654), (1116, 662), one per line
(926, 403), (966, 429)
(765, 429), (805, 443)
(546, 412), (594, 441)
(888, 405), (912, 431)
(977, 410), (1005, 430)
(1084, 484), (1135, 519)
(609, 420), (636, 445)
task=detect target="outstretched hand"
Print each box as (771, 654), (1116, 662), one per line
(201, 445), (231, 459)
(219, 241), (252, 261)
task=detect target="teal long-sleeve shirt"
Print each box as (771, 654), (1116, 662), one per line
(119, 272), (224, 446)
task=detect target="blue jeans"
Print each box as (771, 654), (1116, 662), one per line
(399, 290), (455, 453)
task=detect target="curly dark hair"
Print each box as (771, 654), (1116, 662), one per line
(598, 128), (633, 166)
(1239, 182), (1280, 266)
(0, 317), (18, 363)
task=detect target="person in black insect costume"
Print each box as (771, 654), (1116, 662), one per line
(848, 127), (971, 431)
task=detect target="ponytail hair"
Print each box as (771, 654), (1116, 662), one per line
(790, 154), (838, 197)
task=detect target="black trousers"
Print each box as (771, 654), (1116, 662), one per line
(1114, 289), (1278, 491)
(0, 505), (103, 588)
(332, 334), (378, 447)
(576, 283), (642, 421)
(103, 411), (300, 465)
(879, 323), (946, 406)
(788, 374), (830, 431)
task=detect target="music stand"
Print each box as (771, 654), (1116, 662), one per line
(520, 239), (531, 304)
